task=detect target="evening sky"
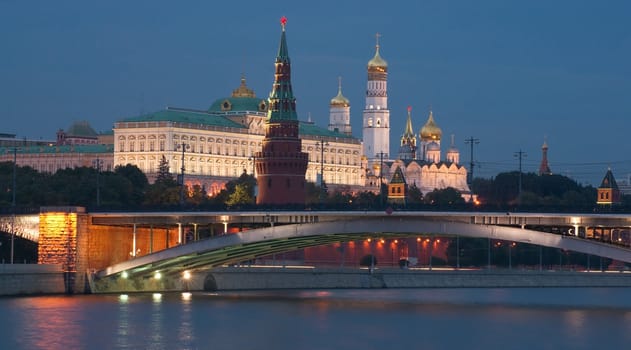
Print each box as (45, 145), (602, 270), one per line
(1, 1), (630, 186)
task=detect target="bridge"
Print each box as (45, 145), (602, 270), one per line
(4, 208), (631, 293)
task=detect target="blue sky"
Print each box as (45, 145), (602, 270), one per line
(2, 1), (630, 186)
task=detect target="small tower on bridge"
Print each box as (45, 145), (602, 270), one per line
(597, 168), (621, 206)
(387, 166), (407, 205)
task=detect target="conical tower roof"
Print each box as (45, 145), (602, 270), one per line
(400, 106), (416, 146)
(267, 16), (298, 121)
(599, 168), (619, 190)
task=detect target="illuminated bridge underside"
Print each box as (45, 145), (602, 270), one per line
(97, 217), (631, 280)
(0, 215), (40, 242)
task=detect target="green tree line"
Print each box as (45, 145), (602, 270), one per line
(0, 160), (617, 212)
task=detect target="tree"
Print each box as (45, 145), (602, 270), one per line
(155, 155), (176, 185)
(226, 183), (254, 208)
(144, 156), (179, 207)
(424, 187), (465, 207)
(406, 184), (423, 206)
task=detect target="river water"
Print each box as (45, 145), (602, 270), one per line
(1, 288), (630, 350)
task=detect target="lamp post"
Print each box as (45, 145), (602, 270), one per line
(10, 147), (17, 264)
(177, 142), (190, 207)
(93, 157), (102, 208)
(377, 151), (386, 207)
(248, 155), (256, 177)
(317, 138), (329, 204)
(248, 155), (258, 203)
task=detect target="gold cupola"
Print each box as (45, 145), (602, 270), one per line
(367, 33), (388, 74)
(330, 77), (350, 107)
(231, 74), (256, 98)
(420, 110), (442, 141)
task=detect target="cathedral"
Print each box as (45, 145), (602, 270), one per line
(359, 38), (471, 199)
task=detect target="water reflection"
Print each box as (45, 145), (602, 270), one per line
(117, 295), (130, 349)
(12, 297), (84, 350)
(0, 289), (630, 350)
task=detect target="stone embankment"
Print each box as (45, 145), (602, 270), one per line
(0, 264), (66, 296)
(202, 267), (631, 291)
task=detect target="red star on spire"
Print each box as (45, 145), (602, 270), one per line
(280, 16), (287, 28)
(407, 105), (412, 113)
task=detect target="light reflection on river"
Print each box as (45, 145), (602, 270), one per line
(1, 288), (630, 350)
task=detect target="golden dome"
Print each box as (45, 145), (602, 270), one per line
(420, 110), (442, 141)
(330, 77), (350, 107)
(231, 75), (256, 98)
(367, 45), (388, 72)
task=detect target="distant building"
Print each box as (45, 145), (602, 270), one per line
(538, 139), (552, 175)
(597, 168), (621, 205)
(0, 122), (113, 173)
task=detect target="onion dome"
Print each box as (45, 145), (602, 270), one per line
(367, 34), (388, 73)
(420, 110), (442, 141)
(368, 46), (388, 72)
(330, 77), (350, 107)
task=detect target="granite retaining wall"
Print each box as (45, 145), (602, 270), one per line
(0, 264), (67, 296)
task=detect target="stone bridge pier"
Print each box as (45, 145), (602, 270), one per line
(37, 206), (180, 293)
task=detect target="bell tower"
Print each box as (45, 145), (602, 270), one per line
(362, 33), (390, 160)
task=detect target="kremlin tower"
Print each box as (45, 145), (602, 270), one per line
(328, 77), (352, 136)
(255, 17), (308, 205)
(398, 106), (417, 160)
(538, 139), (552, 175)
(362, 34), (390, 160)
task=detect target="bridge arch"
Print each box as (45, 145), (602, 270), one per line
(97, 217), (631, 281)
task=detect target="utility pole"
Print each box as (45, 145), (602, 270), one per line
(378, 151), (386, 207)
(317, 138), (329, 205)
(94, 157), (102, 208)
(464, 137), (479, 188)
(10, 147), (17, 264)
(514, 149), (527, 208)
(177, 142), (190, 208)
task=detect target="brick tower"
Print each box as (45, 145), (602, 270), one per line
(255, 17), (308, 205)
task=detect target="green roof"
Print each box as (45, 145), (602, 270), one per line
(119, 109), (246, 129)
(0, 144), (113, 155)
(66, 121), (98, 137)
(298, 122), (356, 139)
(208, 97), (267, 113)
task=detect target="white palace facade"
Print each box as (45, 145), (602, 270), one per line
(113, 77), (363, 195)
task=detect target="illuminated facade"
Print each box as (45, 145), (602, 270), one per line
(597, 168), (621, 205)
(367, 107), (471, 198)
(362, 35), (390, 161)
(0, 122), (113, 173)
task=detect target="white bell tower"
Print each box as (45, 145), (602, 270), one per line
(362, 33), (390, 160)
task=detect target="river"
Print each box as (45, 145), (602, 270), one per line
(1, 288), (630, 350)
